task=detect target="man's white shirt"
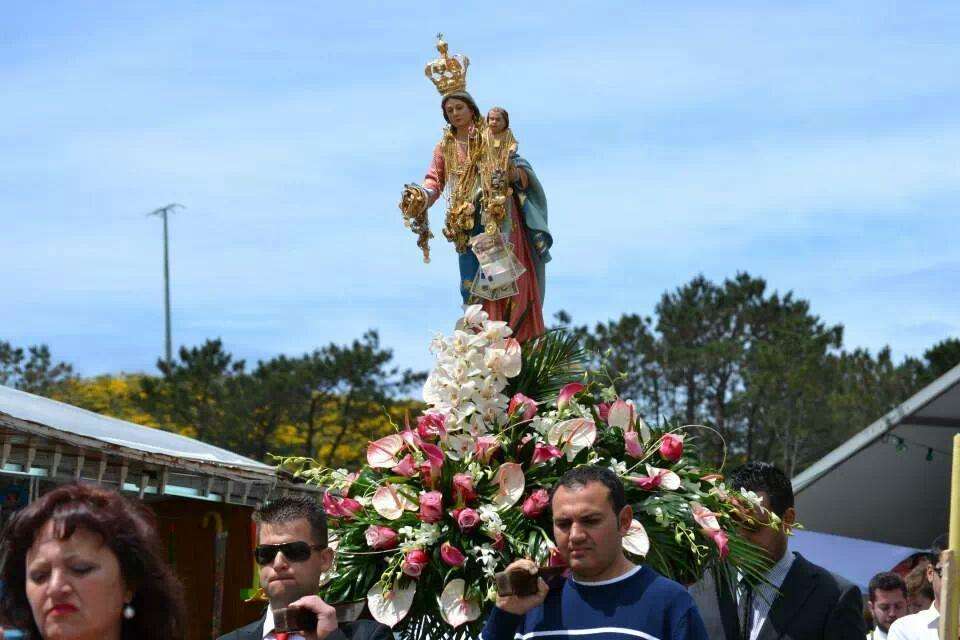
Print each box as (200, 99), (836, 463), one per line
(867, 627), (888, 640)
(887, 604), (938, 640)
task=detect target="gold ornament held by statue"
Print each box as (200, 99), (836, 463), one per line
(399, 184), (432, 263)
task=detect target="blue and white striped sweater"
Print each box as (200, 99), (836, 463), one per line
(481, 565), (708, 640)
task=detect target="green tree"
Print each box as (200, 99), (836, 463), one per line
(0, 341), (75, 394)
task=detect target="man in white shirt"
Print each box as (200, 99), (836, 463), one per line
(888, 536), (947, 640)
(867, 572), (908, 640)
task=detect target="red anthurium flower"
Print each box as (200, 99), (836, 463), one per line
(531, 442), (563, 465)
(440, 542), (466, 567)
(557, 383), (585, 410)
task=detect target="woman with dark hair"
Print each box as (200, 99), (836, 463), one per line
(0, 483), (186, 640)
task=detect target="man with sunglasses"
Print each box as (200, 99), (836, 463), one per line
(218, 495), (392, 640)
(888, 535), (948, 640)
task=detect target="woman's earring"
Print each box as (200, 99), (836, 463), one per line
(123, 603), (135, 619)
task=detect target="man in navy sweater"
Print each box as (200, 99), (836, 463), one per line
(481, 466), (709, 640)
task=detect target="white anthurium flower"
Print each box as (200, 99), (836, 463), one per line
(622, 519), (650, 556)
(607, 399), (634, 430)
(646, 464), (682, 491)
(439, 579), (481, 628)
(372, 484), (416, 520)
(492, 462), (525, 509)
(547, 418), (597, 461)
(366, 434), (405, 468)
(367, 581), (416, 628)
(636, 415), (652, 443)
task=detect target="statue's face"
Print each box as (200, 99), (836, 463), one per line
(487, 110), (507, 134)
(444, 98), (473, 131)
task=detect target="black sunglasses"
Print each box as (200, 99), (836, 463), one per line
(255, 541), (324, 565)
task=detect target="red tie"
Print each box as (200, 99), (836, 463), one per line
(275, 634), (289, 640)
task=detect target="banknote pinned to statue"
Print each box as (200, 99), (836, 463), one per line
(468, 232), (526, 301)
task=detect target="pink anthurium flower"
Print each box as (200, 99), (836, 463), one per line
(508, 393), (538, 421)
(474, 435), (500, 463)
(440, 541), (466, 567)
(607, 399), (634, 430)
(631, 465), (681, 491)
(419, 442), (444, 488)
(623, 431), (644, 458)
(492, 462), (525, 508)
(391, 453), (417, 477)
(531, 442), (564, 465)
(400, 427), (423, 448)
(366, 434), (405, 468)
(557, 382), (585, 410)
(547, 418), (597, 461)
(690, 501), (729, 558)
(372, 484), (415, 520)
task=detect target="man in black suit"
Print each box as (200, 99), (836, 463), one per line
(218, 495), (392, 640)
(689, 462), (865, 640)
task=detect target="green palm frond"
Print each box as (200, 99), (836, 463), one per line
(507, 329), (586, 401)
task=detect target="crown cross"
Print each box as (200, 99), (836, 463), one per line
(424, 33), (469, 96)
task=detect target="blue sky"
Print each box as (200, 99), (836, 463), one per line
(3, 1), (958, 377)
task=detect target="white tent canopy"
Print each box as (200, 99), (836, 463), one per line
(0, 384), (313, 505)
(794, 363), (960, 548)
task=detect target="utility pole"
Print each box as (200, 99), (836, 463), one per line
(147, 203), (184, 366)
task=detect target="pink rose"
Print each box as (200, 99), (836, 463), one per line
(522, 489), (550, 519)
(417, 412), (446, 441)
(401, 548), (430, 578)
(456, 507), (481, 533)
(508, 393), (538, 421)
(531, 442), (563, 465)
(364, 525), (398, 550)
(419, 491), (444, 523)
(659, 433), (684, 462)
(452, 473), (477, 505)
(440, 542), (466, 567)
(557, 383), (585, 410)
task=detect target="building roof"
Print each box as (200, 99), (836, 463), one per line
(793, 363), (960, 548)
(0, 384), (314, 505)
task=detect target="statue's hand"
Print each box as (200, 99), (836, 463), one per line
(400, 184), (427, 216)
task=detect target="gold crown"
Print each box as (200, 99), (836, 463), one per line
(424, 34), (469, 96)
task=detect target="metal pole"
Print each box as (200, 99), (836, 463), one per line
(147, 204), (183, 367)
(162, 209), (172, 366)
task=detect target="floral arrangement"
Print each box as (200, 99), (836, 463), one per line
(281, 306), (771, 640)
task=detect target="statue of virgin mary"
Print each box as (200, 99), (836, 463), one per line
(399, 36), (552, 343)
